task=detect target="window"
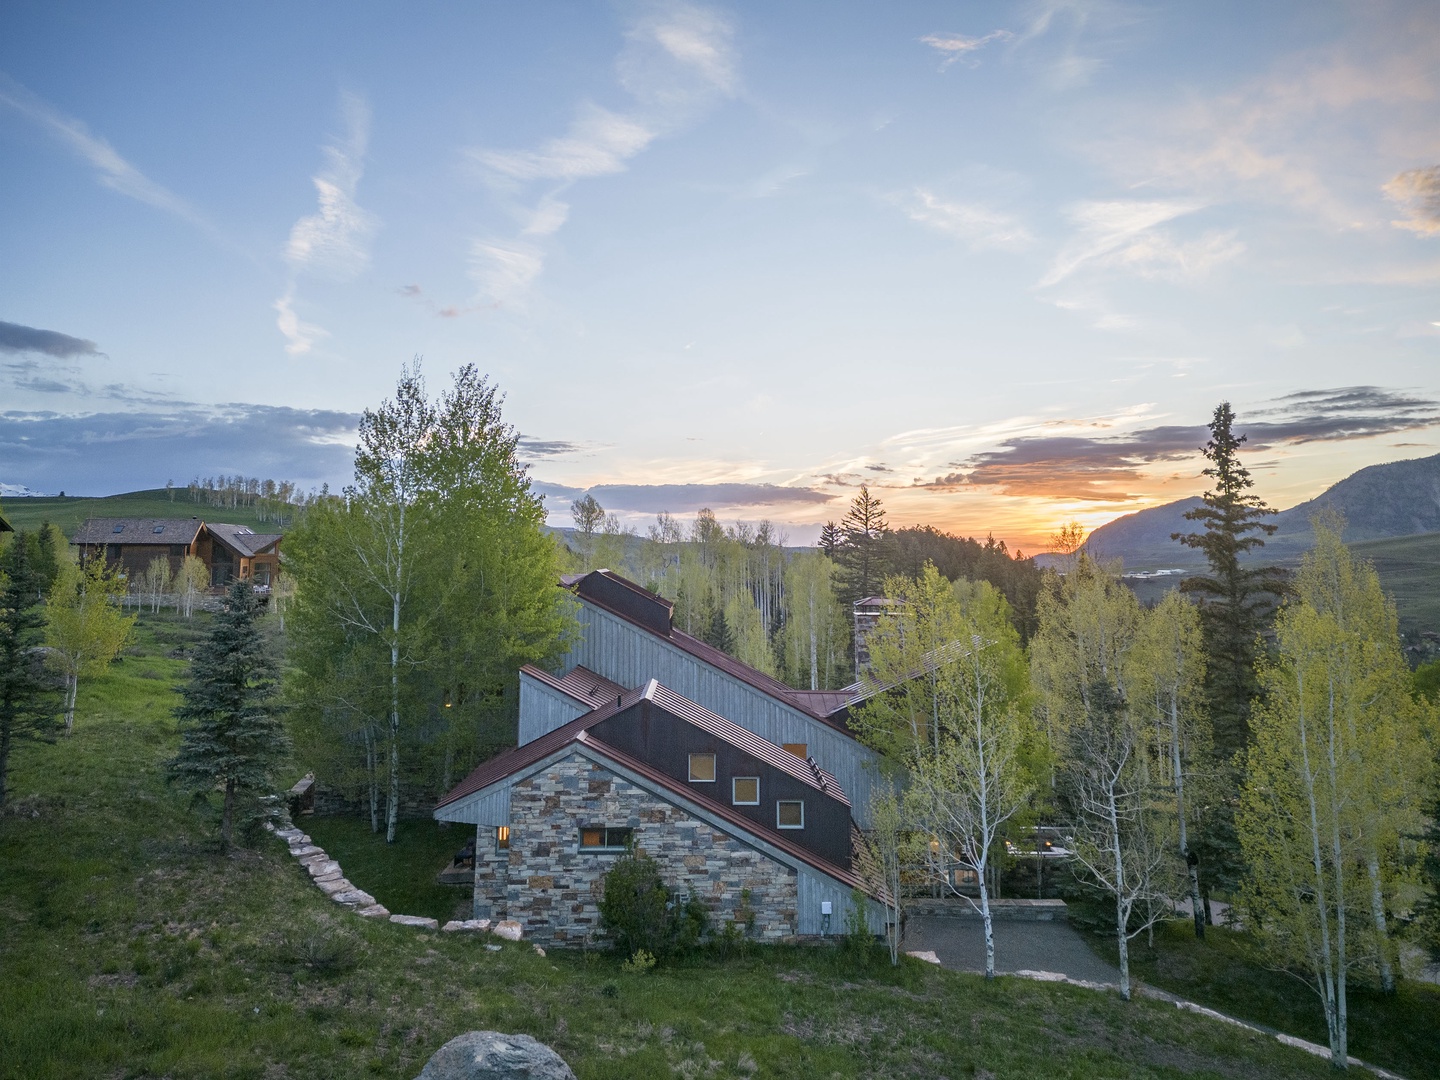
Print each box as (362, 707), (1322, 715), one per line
(777, 801), (805, 829)
(495, 825), (510, 851)
(783, 743), (807, 759)
(579, 826), (633, 850)
(732, 777), (759, 805)
(688, 753), (716, 783)
(169, 545), (185, 557)
(152, 525), (165, 534)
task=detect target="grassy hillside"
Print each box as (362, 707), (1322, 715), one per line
(0, 612), (1407, 1079)
(1351, 532), (1440, 639)
(0, 488), (295, 538)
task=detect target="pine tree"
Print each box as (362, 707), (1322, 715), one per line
(168, 581), (290, 852)
(0, 535), (60, 808)
(836, 485), (894, 608)
(1172, 402), (1286, 757)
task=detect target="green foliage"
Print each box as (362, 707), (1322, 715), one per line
(833, 484), (895, 608)
(271, 923), (363, 975)
(168, 581), (290, 852)
(1238, 515), (1433, 1061)
(1415, 657), (1440, 704)
(0, 532), (61, 808)
(1172, 401), (1286, 759)
(621, 948), (657, 973)
(285, 364), (571, 841)
(597, 852), (709, 959)
(0, 624), (1416, 1080)
(893, 525), (1043, 640)
(45, 554), (135, 734)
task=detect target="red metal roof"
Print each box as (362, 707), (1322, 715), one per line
(521, 663), (628, 709)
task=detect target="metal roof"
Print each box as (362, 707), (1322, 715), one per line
(71, 517), (204, 545)
(520, 663), (629, 709)
(206, 523), (282, 557)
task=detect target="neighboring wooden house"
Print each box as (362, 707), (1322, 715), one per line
(71, 518), (282, 590)
(435, 569), (888, 947)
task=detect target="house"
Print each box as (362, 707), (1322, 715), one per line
(71, 518), (282, 590)
(0, 512), (12, 533)
(435, 569), (889, 947)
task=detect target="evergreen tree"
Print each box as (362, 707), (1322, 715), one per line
(836, 485), (894, 608)
(0, 535), (60, 808)
(1171, 402), (1286, 757)
(168, 581), (290, 852)
(817, 521), (843, 559)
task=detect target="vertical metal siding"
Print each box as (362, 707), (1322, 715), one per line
(518, 673), (589, 745)
(561, 603), (881, 824)
(796, 865), (887, 936)
(433, 783), (511, 826)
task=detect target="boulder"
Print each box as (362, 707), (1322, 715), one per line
(414, 1031), (576, 1080)
(442, 919), (492, 933)
(356, 903), (391, 919)
(390, 914), (440, 930)
(492, 920), (523, 941)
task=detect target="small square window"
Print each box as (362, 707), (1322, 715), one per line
(496, 825), (510, 851)
(688, 753), (716, 782)
(579, 826), (633, 850)
(732, 777), (759, 805)
(783, 743), (807, 759)
(777, 801), (804, 829)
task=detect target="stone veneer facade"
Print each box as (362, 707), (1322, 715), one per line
(472, 751), (799, 948)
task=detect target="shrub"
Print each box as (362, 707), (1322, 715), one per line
(598, 852), (709, 958)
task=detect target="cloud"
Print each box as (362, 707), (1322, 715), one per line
(900, 189), (1033, 250)
(0, 403), (360, 495)
(284, 92), (376, 278)
(0, 320), (100, 358)
(581, 482), (832, 514)
(0, 74), (211, 232)
(469, 239), (546, 309)
(1040, 199), (1216, 286)
(274, 92), (376, 355)
(920, 30), (1014, 69)
(460, 2), (737, 311)
(273, 287), (329, 357)
(517, 436), (585, 458)
(1385, 165), (1440, 236)
(937, 386), (1440, 500)
(471, 104), (656, 184)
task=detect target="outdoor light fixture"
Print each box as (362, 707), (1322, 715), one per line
(821, 900), (832, 936)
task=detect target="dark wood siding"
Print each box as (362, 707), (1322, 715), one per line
(591, 700), (852, 869)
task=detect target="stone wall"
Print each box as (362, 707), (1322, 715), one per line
(479, 751), (799, 948)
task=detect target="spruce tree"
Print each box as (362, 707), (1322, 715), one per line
(0, 534), (60, 808)
(1171, 402), (1286, 915)
(168, 581), (290, 851)
(836, 485), (894, 608)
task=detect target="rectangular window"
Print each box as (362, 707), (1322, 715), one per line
(688, 753), (716, 782)
(783, 743), (807, 759)
(169, 545), (185, 557)
(495, 825), (510, 851)
(579, 826), (633, 850)
(777, 801), (805, 829)
(732, 777), (759, 805)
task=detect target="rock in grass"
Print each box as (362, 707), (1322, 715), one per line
(390, 914), (440, 930)
(414, 1031), (576, 1080)
(307, 859), (342, 878)
(492, 920), (523, 941)
(442, 919), (492, 933)
(316, 877), (352, 896)
(356, 904), (390, 918)
(332, 889), (376, 906)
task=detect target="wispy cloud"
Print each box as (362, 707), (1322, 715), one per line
(0, 320), (100, 359)
(275, 92), (376, 355)
(1385, 165), (1440, 236)
(0, 73), (212, 232)
(1040, 199), (1218, 286)
(462, 1), (737, 310)
(900, 189), (1033, 250)
(920, 30), (1014, 69)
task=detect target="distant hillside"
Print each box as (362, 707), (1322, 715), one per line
(0, 488), (297, 538)
(1082, 452), (1440, 571)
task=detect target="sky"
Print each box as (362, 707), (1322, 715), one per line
(2, 1), (1438, 551)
